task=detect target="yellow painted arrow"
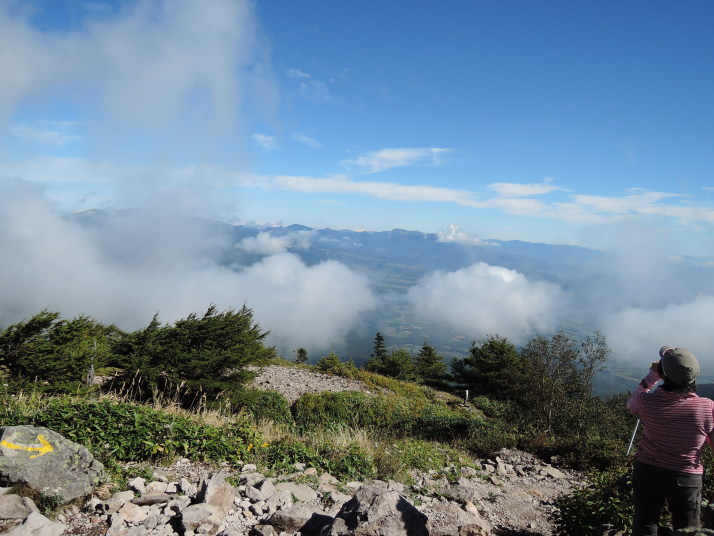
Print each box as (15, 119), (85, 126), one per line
(0, 434), (54, 458)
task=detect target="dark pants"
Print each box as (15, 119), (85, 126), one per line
(632, 461), (702, 536)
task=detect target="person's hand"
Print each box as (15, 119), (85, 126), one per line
(650, 361), (660, 373)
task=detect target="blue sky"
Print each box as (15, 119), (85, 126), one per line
(1, 0), (713, 256)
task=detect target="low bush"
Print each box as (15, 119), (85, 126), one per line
(229, 389), (293, 424)
(292, 391), (399, 430)
(292, 391), (485, 439)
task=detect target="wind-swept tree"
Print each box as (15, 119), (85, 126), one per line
(114, 305), (275, 404)
(0, 310), (120, 391)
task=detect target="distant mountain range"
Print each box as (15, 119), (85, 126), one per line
(222, 223), (604, 294)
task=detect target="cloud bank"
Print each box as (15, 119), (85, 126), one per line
(406, 262), (566, 344)
(603, 296), (714, 369)
(0, 182), (376, 353)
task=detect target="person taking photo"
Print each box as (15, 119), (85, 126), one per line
(627, 346), (714, 535)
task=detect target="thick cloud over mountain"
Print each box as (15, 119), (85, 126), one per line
(406, 263), (566, 344)
(0, 182), (376, 352)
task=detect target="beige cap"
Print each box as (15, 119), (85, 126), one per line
(660, 347), (700, 386)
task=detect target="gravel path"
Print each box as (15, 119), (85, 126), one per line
(249, 365), (385, 403)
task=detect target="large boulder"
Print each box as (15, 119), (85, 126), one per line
(321, 483), (428, 536)
(0, 425), (106, 504)
(268, 504), (333, 535)
(196, 469), (235, 515)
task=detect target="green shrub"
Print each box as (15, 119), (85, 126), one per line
(520, 432), (628, 471)
(262, 439), (325, 472)
(293, 392), (393, 430)
(316, 351), (342, 373)
(25, 399), (257, 464)
(261, 439), (376, 481)
(229, 389), (293, 424)
(292, 391), (503, 452)
(322, 443), (376, 481)
(553, 464), (633, 536)
(469, 395), (515, 419)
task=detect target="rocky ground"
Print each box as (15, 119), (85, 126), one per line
(248, 366), (587, 535)
(53, 447), (581, 536)
(6, 365), (588, 535)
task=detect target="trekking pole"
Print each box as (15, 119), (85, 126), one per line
(626, 419), (640, 456)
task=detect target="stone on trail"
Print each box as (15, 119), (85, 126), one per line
(426, 503), (492, 536)
(0, 425), (105, 504)
(321, 483), (429, 536)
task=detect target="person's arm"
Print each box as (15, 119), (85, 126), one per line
(627, 362), (661, 414)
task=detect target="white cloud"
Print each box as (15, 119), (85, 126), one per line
(272, 174), (479, 205)
(286, 68), (331, 102)
(10, 122), (81, 146)
(342, 148), (453, 174)
(437, 224), (496, 246)
(236, 230), (312, 255)
(0, 157), (266, 190)
(488, 197), (550, 216)
(286, 68), (311, 79)
(488, 178), (562, 197)
(292, 133), (323, 149)
(232, 253), (376, 350)
(253, 133), (278, 150)
(603, 296), (714, 369)
(572, 190), (679, 214)
(406, 263), (566, 343)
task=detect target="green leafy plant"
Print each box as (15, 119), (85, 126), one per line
(229, 389), (293, 424)
(25, 399), (257, 464)
(553, 464), (633, 536)
(260, 439), (376, 481)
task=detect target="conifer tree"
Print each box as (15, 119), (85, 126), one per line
(0, 310), (119, 391)
(414, 339), (449, 388)
(317, 349), (342, 372)
(115, 304), (275, 403)
(295, 347), (308, 364)
(451, 335), (524, 401)
(364, 332), (388, 373)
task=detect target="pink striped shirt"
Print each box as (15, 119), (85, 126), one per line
(627, 370), (714, 473)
